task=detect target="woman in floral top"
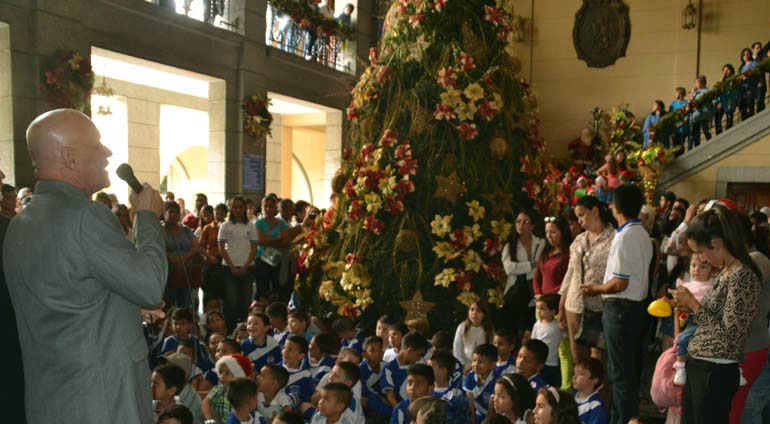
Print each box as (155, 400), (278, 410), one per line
(672, 205), (762, 424)
(558, 196), (616, 364)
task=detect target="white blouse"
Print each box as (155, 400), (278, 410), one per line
(501, 235), (545, 294)
(453, 321), (489, 369)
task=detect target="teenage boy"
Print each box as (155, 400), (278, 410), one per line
(581, 183), (651, 424)
(391, 364), (435, 424)
(382, 332), (430, 407)
(463, 343), (499, 424)
(573, 358), (609, 424)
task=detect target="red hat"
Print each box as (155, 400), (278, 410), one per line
(216, 354), (252, 378)
(231, 353), (253, 376)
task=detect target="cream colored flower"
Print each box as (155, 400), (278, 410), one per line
(464, 223), (482, 241)
(434, 268), (457, 288)
(456, 290), (480, 306)
(491, 219), (512, 241)
(379, 175), (397, 197)
(364, 193), (382, 214)
(466, 200), (486, 222)
(440, 87), (463, 108)
(433, 242), (460, 262)
(431, 214), (453, 238)
(463, 250), (483, 272)
(464, 83), (485, 102)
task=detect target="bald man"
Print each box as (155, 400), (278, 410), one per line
(4, 109), (167, 423)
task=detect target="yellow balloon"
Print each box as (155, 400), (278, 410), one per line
(648, 298), (672, 317)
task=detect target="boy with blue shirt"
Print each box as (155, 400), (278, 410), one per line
(360, 336), (392, 418)
(280, 335), (315, 408)
(267, 302), (289, 345)
(428, 350), (468, 423)
(390, 364), (435, 424)
(463, 343), (499, 424)
(516, 339), (548, 391)
(382, 332), (430, 408)
(573, 358), (608, 424)
(226, 377), (269, 424)
(492, 328), (517, 376)
(161, 308), (213, 374)
(287, 310), (314, 343)
(581, 183), (651, 424)
(309, 333), (337, 385)
(334, 317), (363, 354)
(242, 313), (282, 372)
(311, 383), (355, 424)
(430, 330), (464, 390)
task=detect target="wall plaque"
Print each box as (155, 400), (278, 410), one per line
(573, 0), (631, 68)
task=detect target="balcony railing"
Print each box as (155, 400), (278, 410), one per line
(145, 0), (241, 32)
(265, 3), (354, 74)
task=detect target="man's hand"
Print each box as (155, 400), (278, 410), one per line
(129, 183), (164, 218)
(581, 284), (603, 297)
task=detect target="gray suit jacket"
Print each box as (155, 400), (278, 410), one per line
(4, 180), (167, 424)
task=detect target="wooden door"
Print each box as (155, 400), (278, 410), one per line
(726, 183), (770, 212)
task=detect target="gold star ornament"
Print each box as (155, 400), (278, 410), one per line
(400, 290), (435, 322)
(434, 171), (466, 203)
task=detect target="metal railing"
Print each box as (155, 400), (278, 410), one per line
(265, 3), (354, 74)
(653, 60), (770, 156)
(146, 0), (241, 32)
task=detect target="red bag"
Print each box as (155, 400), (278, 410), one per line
(651, 336), (682, 409)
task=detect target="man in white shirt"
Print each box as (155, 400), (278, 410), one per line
(582, 183), (652, 424)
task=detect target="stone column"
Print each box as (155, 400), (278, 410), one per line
(208, 80), (227, 204)
(322, 110), (343, 207)
(265, 114), (282, 195)
(126, 97), (161, 193)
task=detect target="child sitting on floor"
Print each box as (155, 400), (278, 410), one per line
(391, 364), (435, 424)
(256, 364), (293, 420)
(225, 377), (268, 424)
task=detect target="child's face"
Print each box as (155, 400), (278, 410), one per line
(389, 329), (403, 351)
(328, 365), (352, 387)
(257, 366), (276, 392)
(471, 353), (494, 378)
(364, 341), (384, 364)
(172, 319), (193, 339)
(151, 371), (176, 401)
(208, 313), (226, 333)
(689, 254), (715, 283)
(406, 374), (433, 401)
(376, 321), (391, 343)
(516, 347), (543, 379)
(235, 328), (248, 344)
(247, 315), (269, 340)
(533, 392), (554, 424)
(428, 360), (447, 385)
(176, 344), (194, 359)
(535, 301), (556, 322)
(309, 336), (323, 361)
(218, 363), (235, 386)
(468, 303), (485, 326)
(281, 340), (304, 366)
(571, 364), (597, 394)
(269, 316), (287, 331)
(492, 335), (513, 360)
(216, 341), (237, 361)
(208, 333), (224, 355)
(493, 382), (514, 416)
(287, 317), (308, 335)
(318, 390), (345, 418)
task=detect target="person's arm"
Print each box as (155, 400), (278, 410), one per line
(501, 242), (533, 276)
(533, 261), (543, 297)
(453, 323), (467, 370)
(201, 392), (214, 420)
(256, 220), (288, 247)
(241, 224), (258, 273)
(467, 392), (476, 424)
(583, 277), (628, 296)
(83, 204), (167, 307)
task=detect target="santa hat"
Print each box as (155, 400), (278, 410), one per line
(216, 354), (252, 378)
(705, 198), (741, 213)
(577, 176), (586, 184)
(595, 176), (606, 187)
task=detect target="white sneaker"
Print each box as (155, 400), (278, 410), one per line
(740, 369), (747, 386)
(674, 366), (687, 386)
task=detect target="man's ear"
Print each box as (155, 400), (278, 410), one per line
(60, 146), (76, 169)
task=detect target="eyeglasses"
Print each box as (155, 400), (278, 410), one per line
(544, 216), (557, 223)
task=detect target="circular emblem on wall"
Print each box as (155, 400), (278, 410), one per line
(573, 0), (631, 68)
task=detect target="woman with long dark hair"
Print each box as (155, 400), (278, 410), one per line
(217, 196), (257, 331)
(673, 205), (762, 423)
(642, 100), (666, 148)
(740, 48), (758, 120)
(501, 210), (545, 339)
(558, 196), (616, 364)
(163, 200), (201, 308)
(254, 196), (289, 303)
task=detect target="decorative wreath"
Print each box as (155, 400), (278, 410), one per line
(40, 50), (95, 113)
(270, 0), (355, 40)
(242, 95), (274, 138)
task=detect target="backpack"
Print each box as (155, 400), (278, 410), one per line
(650, 335), (682, 409)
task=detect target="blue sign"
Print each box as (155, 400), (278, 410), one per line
(243, 154), (264, 193)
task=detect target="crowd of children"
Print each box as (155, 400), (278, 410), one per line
(145, 292), (612, 424)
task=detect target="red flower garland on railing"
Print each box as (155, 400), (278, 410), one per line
(242, 95), (274, 138)
(40, 50), (95, 113)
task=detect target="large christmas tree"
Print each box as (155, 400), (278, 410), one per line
(295, 0), (543, 329)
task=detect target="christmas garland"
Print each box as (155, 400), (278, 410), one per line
(269, 0), (355, 40)
(242, 95), (273, 138)
(40, 50), (94, 113)
(652, 57), (770, 142)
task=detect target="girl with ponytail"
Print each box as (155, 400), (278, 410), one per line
(673, 205), (762, 423)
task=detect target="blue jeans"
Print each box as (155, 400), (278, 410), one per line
(676, 316), (697, 356)
(603, 299), (647, 424)
(742, 356), (770, 424)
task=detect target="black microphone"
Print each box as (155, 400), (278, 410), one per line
(116, 163), (144, 193)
